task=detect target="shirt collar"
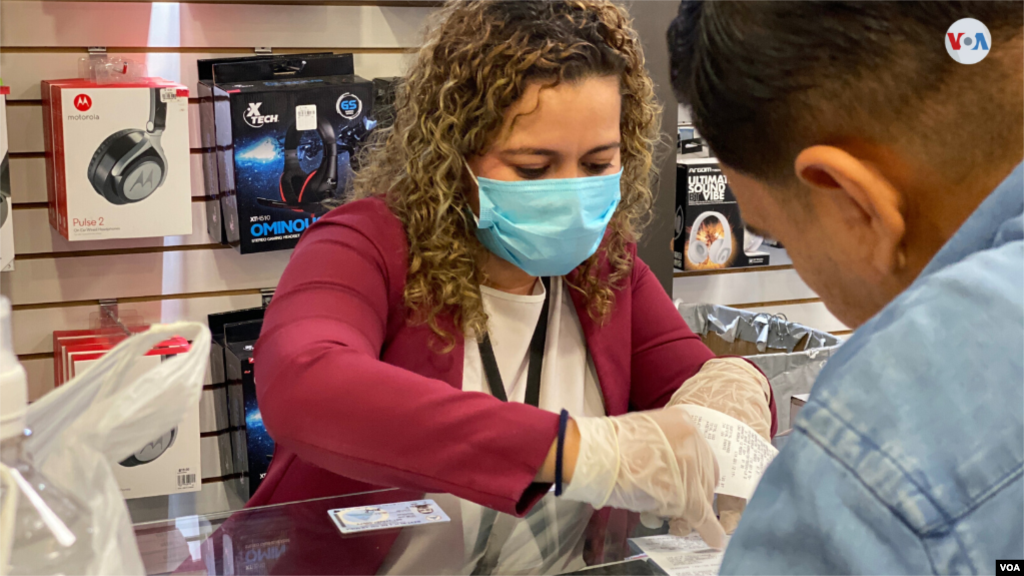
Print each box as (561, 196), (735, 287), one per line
(919, 161), (1024, 279)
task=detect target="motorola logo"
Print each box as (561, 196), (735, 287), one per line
(124, 161), (163, 200)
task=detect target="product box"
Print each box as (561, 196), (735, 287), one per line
(197, 54), (312, 244)
(200, 54), (375, 254)
(674, 158), (771, 271)
(1, 86), (13, 272)
(373, 76), (401, 131)
(72, 339), (202, 500)
(41, 78), (192, 241)
(677, 124), (710, 159)
(224, 319), (273, 499)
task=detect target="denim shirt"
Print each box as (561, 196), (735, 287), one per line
(722, 163), (1024, 575)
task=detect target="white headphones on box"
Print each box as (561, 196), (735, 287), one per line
(688, 210), (732, 265)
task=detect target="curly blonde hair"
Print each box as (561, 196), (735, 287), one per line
(352, 0), (660, 348)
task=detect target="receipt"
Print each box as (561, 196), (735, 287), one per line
(631, 533), (728, 576)
(681, 405), (778, 500)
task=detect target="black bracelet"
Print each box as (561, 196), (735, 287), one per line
(555, 409), (569, 496)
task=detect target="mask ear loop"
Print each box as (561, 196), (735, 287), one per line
(462, 160), (482, 227)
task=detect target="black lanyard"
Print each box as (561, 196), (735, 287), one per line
(477, 277), (551, 407)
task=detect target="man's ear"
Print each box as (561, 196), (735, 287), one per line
(794, 146), (906, 274)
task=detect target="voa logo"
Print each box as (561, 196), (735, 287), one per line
(244, 102), (278, 128)
(946, 18), (992, 65)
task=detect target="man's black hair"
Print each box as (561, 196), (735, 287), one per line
(669, 1), (1023, 184)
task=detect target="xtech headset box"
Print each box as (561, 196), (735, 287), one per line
(200, 54), (375, 254)
(41, 78), (192, 241)
(674, 158), (770, 271)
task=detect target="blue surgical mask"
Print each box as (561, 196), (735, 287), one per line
(469, 168), (622, 277)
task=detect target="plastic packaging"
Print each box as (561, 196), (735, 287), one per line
(0, 304), (210, 575)
(1, 297), (96, 575)
(78, 55), (148, 84)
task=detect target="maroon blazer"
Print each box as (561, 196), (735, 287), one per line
(252, 197), (778, 514)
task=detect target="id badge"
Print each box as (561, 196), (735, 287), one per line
(328, 499), (451, 534)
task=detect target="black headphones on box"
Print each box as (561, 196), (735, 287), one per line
(88, 88), (168, 205)
(257, 116), (339, 215)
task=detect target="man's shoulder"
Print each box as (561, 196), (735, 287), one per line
(801, 239), (1023, 536)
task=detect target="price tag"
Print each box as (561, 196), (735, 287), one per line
(160, 88), (178, 102)
(295, 104), (317, 131)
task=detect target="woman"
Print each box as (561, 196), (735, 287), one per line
(254, 1), (777, 573)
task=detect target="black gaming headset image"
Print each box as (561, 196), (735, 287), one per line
(258, 116), (337, 215)
(257, 115), (374, 216)
(88, 87), (168, 205)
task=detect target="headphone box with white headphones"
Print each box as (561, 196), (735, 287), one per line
(41, 78), (192, 241)
(199, 54), (375, 254)
(1, 86), (13, 272)
(68, 336), (202, 499)
(673, 159), (771, 271)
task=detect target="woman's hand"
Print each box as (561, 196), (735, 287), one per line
(560, 405), (726, 549)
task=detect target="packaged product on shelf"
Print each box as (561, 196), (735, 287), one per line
(223, 319), (273, 499)
(207, 305), (267, 429)
(40, 78), (192, 241)
(373, 76), (402, 131)
(198, 54), (376, 254)
(677, 124), (710, 159)
(62, 333), (203, 500)
(196, 54), (322, 244)
(1, 85), (13, 271)
(674, 158), (771, 271)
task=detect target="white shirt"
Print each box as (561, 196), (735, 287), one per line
(382, 277), (606, 575)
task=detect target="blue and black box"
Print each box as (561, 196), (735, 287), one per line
(199, 54), (375, 253)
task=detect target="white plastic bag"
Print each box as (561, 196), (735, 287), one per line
(23, 322), (210, 575)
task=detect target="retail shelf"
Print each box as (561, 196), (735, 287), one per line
(671, 264), (798, 276)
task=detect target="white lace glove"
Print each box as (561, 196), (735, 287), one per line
(562, 405), (726, 549)
(665, 358), (772, 535)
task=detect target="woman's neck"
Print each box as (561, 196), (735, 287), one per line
(482, 254), (537, 295)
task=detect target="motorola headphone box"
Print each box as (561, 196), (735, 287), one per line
(223, 319), (273, 499)
(41, 78), (192, 241)
(73, 343), (202, 500)
(200, 54), (375, 254)
(674, 159), (770, 271)
(1, 86), (13, 272)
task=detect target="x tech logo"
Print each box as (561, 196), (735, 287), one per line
(946, 18), (992, 65)
(243, 102), (278, 128)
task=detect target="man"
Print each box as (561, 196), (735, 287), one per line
(668, 2), (1023, 574)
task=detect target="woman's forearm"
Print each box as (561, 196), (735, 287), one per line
(533, 418), (581, 484)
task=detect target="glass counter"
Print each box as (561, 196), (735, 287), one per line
(132, 488), (670, 576)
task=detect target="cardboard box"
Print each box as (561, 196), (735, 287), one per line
(199, 54), (375, 253)
(41, 78), (192, 241)
(1, 86), (12, 272)
(673, 159), (771, 271)
(224, 319), (273, 499)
